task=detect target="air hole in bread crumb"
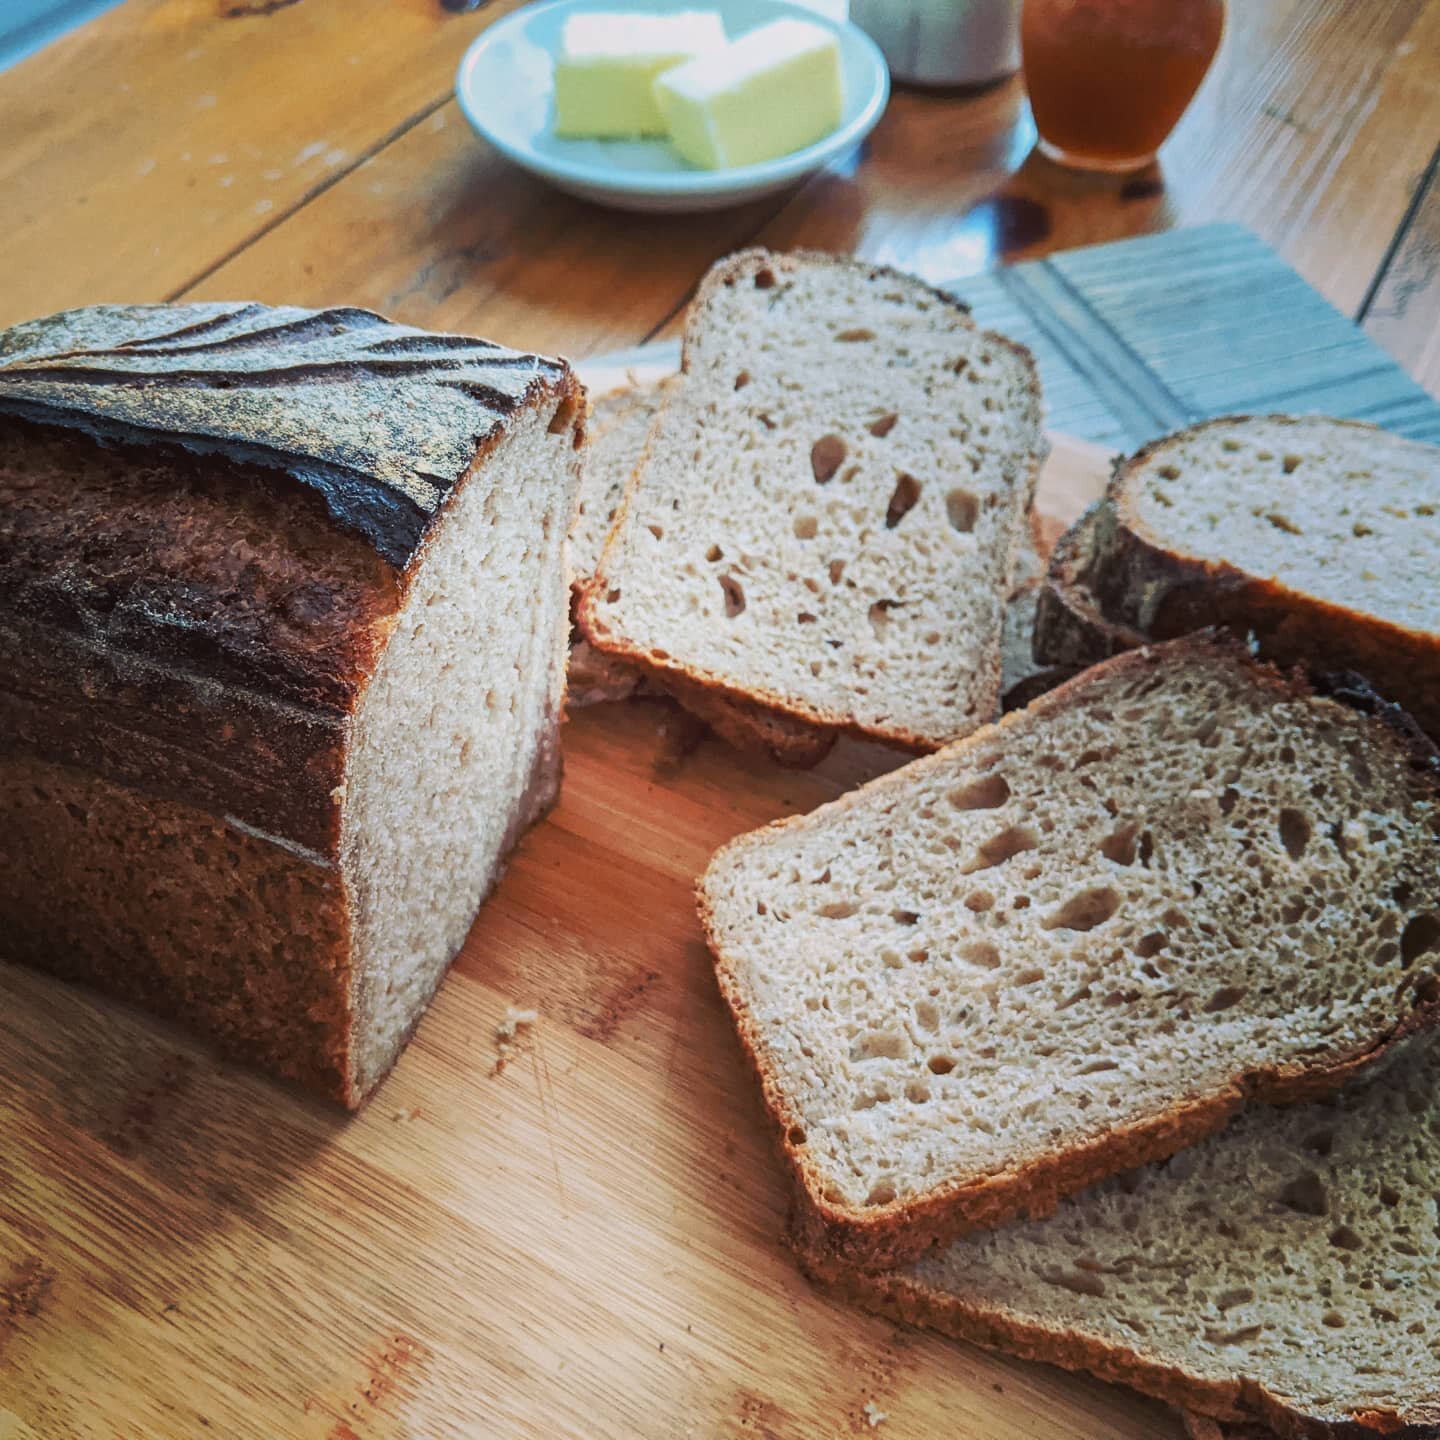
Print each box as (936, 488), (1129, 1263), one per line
(886, 473), (922, 528)
(1329, 1225), (1364, 1251)
(797, 612), (817, 625)
(927, 1055), (956, 1075)
(719, 574), (746, 618)
(647, 523), (663, 540)
(818, 900), (858, 919)
(1134, 931), (1168, 958)
(963, 941), (1001, 969)
(1044, 886), (1121, 932)
(950, 774), (1010, 811)
(734, 370), (751, 390)
(1216, 1287), (1254, 1311)
(1014, 967), (1045, 986)
(787, 1125), (806, 1145)
(1078, 1058), (1118, 1075)
(793, 515), (818, 540)
(1401, 914), (1440, 966)
(1205, 985), (1247, 1013)
(891, 908), (919, 926)
(915, 1001), (939, 1032)
(945, 489), (979, 533)
(1100, 823), (1139, 866)
(1220, 786), (1240, 816)
(837, 327), (875, 342)
(1282, 454), (1303, 473)
(868, 599), (900, 639)
(1322, 1311), (1346, 1329)
(962, 825), (1040, 873)
(866, 1180), (897, 1206)
(811, 435), (847, 483)
(606, 587), (621, 603)
(868, 412), (899, 438)
(1156, 464), (1180, 480)
(1278, 1171), (1328, 1216)
(965, 890), (995, 912)
(1279, 807), (1311, 860)
(1264, 511), (1303, 535)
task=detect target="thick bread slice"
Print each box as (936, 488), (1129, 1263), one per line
(579, 248), (1047, 753)
(697, 634), (1440, 1271)
(1033, 416), (1440, 736)
(570, 376), (836, 763)
(808, 1033), (1440, 1438)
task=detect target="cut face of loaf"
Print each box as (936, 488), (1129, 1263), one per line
(817, 1033), (1440, 1439)
(0, 302), (583, 1104)
(1035, 415), (1440, 736)
(698, 635), (1440, 1270)
(579, 249), (1047, 752)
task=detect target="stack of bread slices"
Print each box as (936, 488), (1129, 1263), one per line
(572, 248), (1440, 1436)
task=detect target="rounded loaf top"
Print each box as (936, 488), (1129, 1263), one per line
(0, 301), (573, 570)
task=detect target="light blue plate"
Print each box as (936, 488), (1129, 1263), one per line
(455, 0), (889, 213)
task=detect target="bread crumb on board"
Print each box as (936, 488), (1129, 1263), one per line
(493, 1005), (539, 1075)
(861, 1401), (888, 1428)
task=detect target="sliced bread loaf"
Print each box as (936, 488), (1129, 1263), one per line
(1034, 416), (1440, 736)
(697, 634), (1440, 1270)
(811, 1030), (1440, 1438)
(578, 248), (1047, 754)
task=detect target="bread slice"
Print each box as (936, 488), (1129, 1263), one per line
(578, 248), (1047, 754)
(569, 375), (836, 763)
(808, 1031), (1440, 1438)
(697, 634), (1440, 1271)
(1034, 416), (1440, 736)
(568, 381), (664, 708)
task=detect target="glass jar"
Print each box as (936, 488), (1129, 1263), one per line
(1021, 0), (1225, 172)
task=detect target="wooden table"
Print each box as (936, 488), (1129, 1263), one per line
(1, 5), (1437, 1439)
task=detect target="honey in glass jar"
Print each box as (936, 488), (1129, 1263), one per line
(1021, 0), (1225, 172)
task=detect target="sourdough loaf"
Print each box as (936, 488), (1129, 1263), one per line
(0, 302), (583, 1105)
(1034, 416), (1440, 735)
(698, 635), (1440, 1270)
(579, 249), (1047, 755)
(811, 1031), (1440, 1437)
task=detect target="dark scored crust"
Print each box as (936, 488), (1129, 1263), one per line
(697, 634), (1440, 1273)
(1033, 417), (1440, 738)
(577, 247), (1046, 756)
(0, 303), (580, 860)
(0, 301), (574, 570)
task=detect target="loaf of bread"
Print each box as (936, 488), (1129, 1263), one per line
(0, 302), (583, 1105)
(809, 1030), (1440, 1437)
(579, 249), (1047, 757)
(698, 634), (1440, 1270)
(1035, 415), (1440, 735)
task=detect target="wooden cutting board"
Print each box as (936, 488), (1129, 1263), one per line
(0, 395), (1146, 1440)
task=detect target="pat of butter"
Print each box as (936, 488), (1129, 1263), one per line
(654, 18), (843, 170)
(553, 11), (727, 139)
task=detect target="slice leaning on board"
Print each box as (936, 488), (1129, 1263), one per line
(577, 247), (1049, 759)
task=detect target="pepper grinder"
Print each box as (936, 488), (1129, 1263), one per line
(849, 0), (1021, 87)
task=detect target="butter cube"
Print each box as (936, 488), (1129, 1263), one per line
(654, 19), (844, 170)
(554, 11), (727, 139)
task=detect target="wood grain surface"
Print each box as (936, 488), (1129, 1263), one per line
(0, 427), (1153, 1440)
(2, 1), (1438, 1435)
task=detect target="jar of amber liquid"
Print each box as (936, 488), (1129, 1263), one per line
(1022, 0), (1225, 172)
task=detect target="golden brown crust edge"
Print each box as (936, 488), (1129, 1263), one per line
(805, 1258), (1440, 1439)
(695, 635), (1440, 1273)
(576, 246), (1046, 758)
(1035, 416), (1440, 737)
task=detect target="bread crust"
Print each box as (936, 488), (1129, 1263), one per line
(697, 634), (1440, 1272)
(805, 1254), (1440, 1439)
(577, 247), (1047, 757)
(1033, 416), (1440, 737)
